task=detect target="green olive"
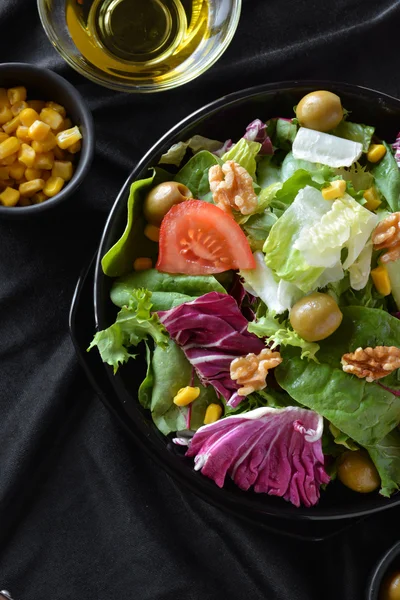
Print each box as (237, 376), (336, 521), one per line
(144, 181), (192, 226)
(381, 572), (400, 600)
(289, 292), (343, 342)
(337, 450), (380, 494)
(296, 90), (343, 132)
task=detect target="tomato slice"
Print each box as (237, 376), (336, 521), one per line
(156, 200), (256, 275)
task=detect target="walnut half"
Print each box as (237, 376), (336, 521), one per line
(372, 212), (400, 264)
(341, 346), (400, 382)
(230, 348), (282, 396)
(209, 160), (258, 216)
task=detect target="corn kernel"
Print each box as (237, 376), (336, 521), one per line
(322, 179), (347, 200)
(0, 186), (20, 207)
(371, 265), (391, 296)
(367, 144), (387, 163)
(68, 139), (81, 154)
(363, 187), (382, 212)
(62, 118), (73, 130)
(144, 224), (160, 242)
(0, 153), (17, 166)
(45, 101), (66, 118)
(8, 87), (27, 105)
(8, 161), (25, 180)
(39, 107), (64, 131)
(133, 257), (152, 271)
(28, 120), (51, 142)
(25, 167), (42, 181)
(31, 191), (47, 204)
(11, 101), (28, 117)
(203, 403), (223, 425)
(173, 386), (200, 406)
(3, 115), (20, 135)
(41, 170), (51, 181)
(19, 179), (45, 197)
(16, 125), (31, 144)
(18, 143), (36, 168)
(43, 176), (64, 197)
(53, 145), (66, 160)
(52, 160), (73, 181)
(0, 167), (9, 180)
(34, 151), (54, 170)
(56, 126), (82, 150)
(0, 132), (9, 143)
(19, 108), (39, 128)
(0, 136), (20, 160)
(31, 132), (57, 153)
(0, 88), (10, 109)
(28, 100), (46, 113)
(0, 106), (13, 125)
(18, 196), (31, 206)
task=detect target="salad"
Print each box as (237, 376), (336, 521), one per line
(90, 90), (400, 508)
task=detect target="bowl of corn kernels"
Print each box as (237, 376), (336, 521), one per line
(0, 63), (94, 217)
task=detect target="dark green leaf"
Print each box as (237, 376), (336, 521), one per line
(174, 150), (220, 198)
(371, 142), (400, 212)
(331, 121), (374, 152)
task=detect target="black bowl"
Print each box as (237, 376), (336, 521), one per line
(0, 62), (94, 218)
(367, 541), (400, 599)
(92, 81), (400, 524)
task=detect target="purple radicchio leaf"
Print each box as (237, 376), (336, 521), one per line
(213, 139), (233, 158)
(393, 132), (400, 167)
(243, 119), (274, 155)
(229, 274), (257, 322)
(158, 292), (265, 408)
(186, 406), (329, 507)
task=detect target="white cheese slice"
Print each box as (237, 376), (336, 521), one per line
(292, 127), (363, 168)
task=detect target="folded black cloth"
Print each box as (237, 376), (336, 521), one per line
(1, 1), (400, 598)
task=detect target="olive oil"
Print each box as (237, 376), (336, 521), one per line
(65, 0), (210, 82)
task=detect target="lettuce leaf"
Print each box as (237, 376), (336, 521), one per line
(372, 141), (400, 212)
(366, 429), (400, 496)
(335, 162), (374, 192)
(222, 138), (261, 179)
(243, 210), (278, 251)
(348, 242), (373, 291)
(331, 121), (374, 153)
(88, 289), (169, 373)
(272, 118), (298, 151)
(292, 127), (363, 168)
(257, 155), (282, 188)
(159, 135), (223, 167)
(280, 151), (334, 184)
(174, 150), (220, 199)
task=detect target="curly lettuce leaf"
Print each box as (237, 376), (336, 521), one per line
(335, 162), (374, 191)
(222, 138), (261, 179)
(88, 289), (169, 373)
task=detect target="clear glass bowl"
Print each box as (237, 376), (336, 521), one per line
(37, 0), (241, 93)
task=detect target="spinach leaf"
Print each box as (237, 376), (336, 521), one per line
(331, 121), (374, 152)
(275, 306), (400, 446)
(102, 168), (169, 277)
(243, 210), (278, 251)
(372, 141), (400, 212)
(150, 340), (219, 435)
(366, 429), (400, 496)
(175, 150), (220, 198)
(110, 269), (226, 309)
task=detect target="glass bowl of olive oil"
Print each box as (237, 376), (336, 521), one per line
(38, 0), (241, 93)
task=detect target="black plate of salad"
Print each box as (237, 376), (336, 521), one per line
(87, 81), (400, 521)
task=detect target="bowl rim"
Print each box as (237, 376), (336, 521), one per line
(37, 0), (242, 93)
(0, 62), (95, 216)
(367, 541), (400, 599)
(94, 79), (400, 521)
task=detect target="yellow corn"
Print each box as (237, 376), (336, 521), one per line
(0, 153), (17, 166)
(53, 146), (66, 160)
(43, 176), (64, 197)
(0, 136), (20, 160)
(144, 224), (160, 242)
(3, 115), (21, 135)
(371, 265), (391, 296)
(28, 100), (46, 113)
(56, 126), (82, 150)
(28, 120), (50, 142)
(367, 144), (387, 163)
(68, 139), (81, 154)
(0, 88), (10, 109)
(11, 100), (28, 117)
(31, 132), (57, 153)
(0, 167), (9, 180)
(34, 151), (54, 170)
(25, 168), (42, 181)
(8, 161), (25, 180)
(41, 170), (51, 182)
(18, 196), (31, 206)
(45, 101), (66, 118)
(203, 403), (223, 425)
(8, 87), (27, 105)
(39, 107), (64, 131)
(16, 126), (31, 144)
(363, 187), (382, 212)
(52, 160), (73, 181)
(0, 186), (20, 207)
(0, 132), (8, 143)
(0, 106), (13, 125)
(31, 191), (47, 204)
(133, 257), (152, 271)
(19, 179), (45, 197)
(322, 179), (347, 200)
(18, 143), (36, 168)
(62, 117), (72, 130)
(19, 108), (39, 128)
(173, 386), (200, 406)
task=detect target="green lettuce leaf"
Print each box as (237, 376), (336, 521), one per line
(159, 135), (223, 167)
(280, 151), (334, 184)
(243, 210), (278, 251)
(275, 306), (400, 446)
(257, 155), (282, 188)
(138, 342), (153, 409)
(371, 141), (400, 212)
(226, 387), (294, 415)
(331, 121), (375, 152)
(110, 269), (226, 309)
(329, 423), (359, 451)
(88, 289), (169, 373)
(335, 162), (374, 191)
(272, 118), (298, 151)
(366, 429), (400, 496)
(222, 138), (261, 179)
(387, 258), (400, 311)
(174, 150), (220, 199)
(273, 168), (322, 208)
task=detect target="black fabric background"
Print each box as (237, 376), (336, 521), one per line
(1, 1), (400, 598)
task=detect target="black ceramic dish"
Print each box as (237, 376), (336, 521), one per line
(0, 63), (94, 218)
(367, 541), (400, 599)
(80, 81), (400, 527)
